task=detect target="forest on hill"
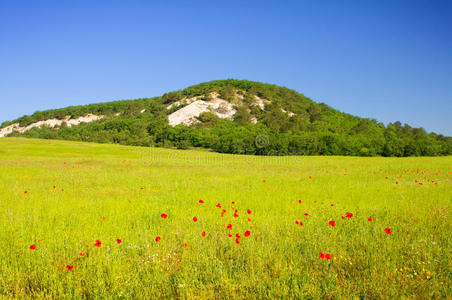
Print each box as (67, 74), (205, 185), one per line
(2, 79), (451, 156)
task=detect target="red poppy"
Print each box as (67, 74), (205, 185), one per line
(182, 243), (187, 248)
(201, 231), (206, 237)
(231, 201), (235, 205)
(221, 209), (227, 217)
(319, 252), (325, 259)
(295, 220), (299, 225)
(341, 216), (344, 220)
(298, 200), (302, 204)
(309, 176), (312, 179)
(247, 209), (252, 215)
(216, 203), (221, 208)
(66, 265), (74, 271)
(155, 236), (161, 242)
(29, 244), (36, 250)
(161, 213), (168, 219)
(227, 234), (232, 237)
(325, 254), (331, 260)
(235, 233), (241, 238)
(247, 218), (252, 222)
(80, 253), (85, 256)
(24, 191), (28, 194)
(262, 180), (266, 183)
(53, 186), (56, 189)
(346, 212), (353, 219)
(233, 210), (239, 218)
(94, 240), (101, 247)
(368, 218), (373, 222)
(384, 228), (392, 235)
(193, 217), (198, 222)
(385, 177), (388, 179)
(235, 238), (240, 244)
(395, 181), (398, 184)
(244, 230), (251, 237)
(199, 199), (204, 204)
(102, 217), (107, 221)
(329, 221), (336, 227)
(116, 239), (122, 244)
(227, 224), (232, 230)
(304, 213), (308, 216)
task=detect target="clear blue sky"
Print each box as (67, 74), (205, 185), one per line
(1, 0), (451, 135)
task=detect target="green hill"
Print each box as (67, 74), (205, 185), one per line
(1, 79), (451, 156)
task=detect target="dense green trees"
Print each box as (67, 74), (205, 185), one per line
(3, 79), (451, 156)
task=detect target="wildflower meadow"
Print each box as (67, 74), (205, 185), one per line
(0, 138), (450, 298)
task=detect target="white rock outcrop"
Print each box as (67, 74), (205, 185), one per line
(0, 114), (104, 137)
(168, 98), (236, 126)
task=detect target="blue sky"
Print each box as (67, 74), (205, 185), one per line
(1, 0), (451, 135)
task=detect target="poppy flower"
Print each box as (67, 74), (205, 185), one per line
(325, 254), (332, 260)
(193, 217), (198, 222)
(182, 243), (187, 248)
(155, 236), (161, 242)
(244, 230), (251, 237)
(199, 199), (204, 204)
(384, 228), (392, 235)
(66, 265), (74, 271)
(262, 180), (266, 183)
(161, 213), (167, 219)
(298, 200), (302, 204)
(216, 203), (221, 208)
(329, 221), (335, 227)
(116, 239), (122, 244)
(304, 213), (309, 216)
(231, 201), (235, 205)
(24, 191), (28, 194)
(346, 212), (353, 219)
(80, 253), (85, 256)
(94, 240), (101, 247)
(368, 218), (373, 222)
(228, 234), (232, 237)
(235, 238), (240, 244)
(235, 233), (241, 238)
(201, 231), (206, 237)
(53, 186), (56, 189)
(295, 220), (299, 225)
(233, 210), (239, 218)
(319, 252), (325, 259)
(247, 209), (252, 215)
(395, 181), (398, 184)
(341, 216), (344, 220)
(309, 176), (311, 179)
(221, 209), (227, 217)
(29, 244), (36, 250)
(227, 224), (232, 230)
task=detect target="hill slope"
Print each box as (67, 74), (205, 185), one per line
(1, 79), (451, 156)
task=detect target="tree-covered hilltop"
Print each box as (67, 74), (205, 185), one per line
(2, 79), (451, 156)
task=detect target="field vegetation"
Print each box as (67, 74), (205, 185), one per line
(0, 138), (450, 298)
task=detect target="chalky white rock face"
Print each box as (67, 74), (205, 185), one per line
(0, 114), (104, 137)
(168, 98), (236, 126)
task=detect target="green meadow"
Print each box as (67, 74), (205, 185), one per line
(0, 138), (450, 299)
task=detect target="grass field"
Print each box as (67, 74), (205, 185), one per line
(0, 138), (450, 299)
